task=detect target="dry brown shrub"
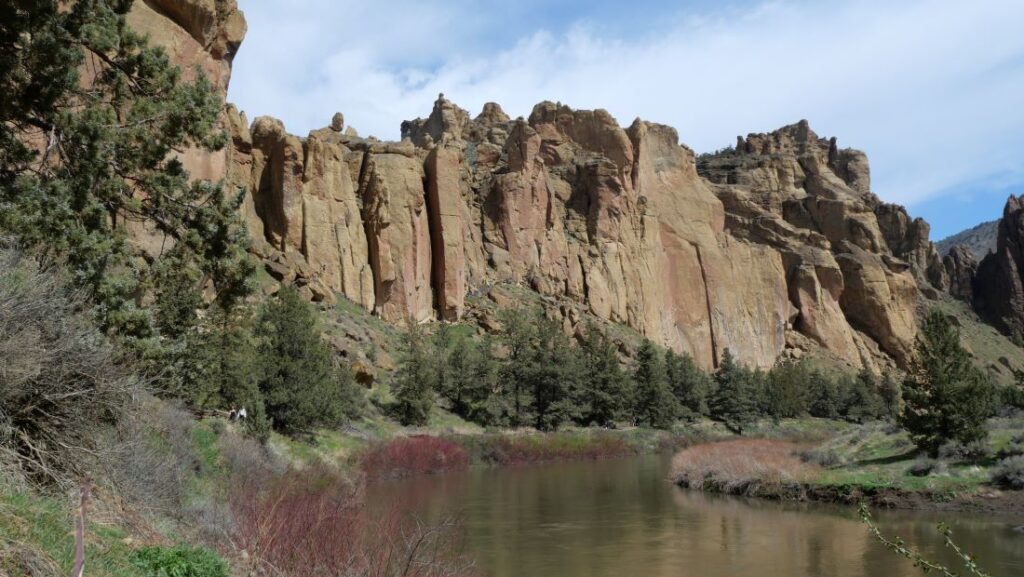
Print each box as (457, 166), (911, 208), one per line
(671, 439), (817, 492)
(0, 247), (139, 486)
(99, 395), (199, 517)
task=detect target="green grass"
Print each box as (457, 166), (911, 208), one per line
(796, 417), (1021, 495)
(0, 487), (144, 577)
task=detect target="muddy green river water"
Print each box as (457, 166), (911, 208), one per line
(366, 454), (1024, 577)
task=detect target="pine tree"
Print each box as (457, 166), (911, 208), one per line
(578, 325), (630, 427)
(0, 0), (254, 350)
(901, 310), (997, 456)
(710, 349), (756, 433)
(665, 349), (711, 419)
(763, 361), (810, 419)
(632, 340), (679, 429)
(393, 321), (436, 427)
(255, 287), (362, 435)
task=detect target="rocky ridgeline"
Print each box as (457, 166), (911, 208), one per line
(129, 0), (1023, 372)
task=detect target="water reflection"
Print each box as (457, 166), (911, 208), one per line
(366, 455), (1024, 577)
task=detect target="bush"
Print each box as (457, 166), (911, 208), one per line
(228, 466), (474, 577)
(907, 458), (947, 477)
(101, 396), (201, 516)
(937, 440), (991, 461)
(992, 456), (1024, 490)
(799, 448), (843, 468)
(671, 439), (815, 492)
(359, 436), (468, 480)
(131, 546), (228, 577)
(998, 435), (1024, 459)
(0, 247), (139, 484)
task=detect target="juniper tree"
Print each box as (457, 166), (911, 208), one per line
(526, 314), (581, 431)
(632, 340), (679, 429)
(710, 349), (756, 433)
(844, 368), (885, 423)
(762, 360), (811, 419)
(901, 310), (997, 456)
(0, 0), (254, 350)
(665, 349), (712, 419)
(498, 309), (536, 427)
(577, 324), (630, 427)
(393, 321), (437, 427)
(880, 370), (903, 419)
(255, 287), (362, 435)
(433, 324), (497, 425)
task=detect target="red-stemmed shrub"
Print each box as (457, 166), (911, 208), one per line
(360, 436), (469, 480)
(228, 465), (475, 576)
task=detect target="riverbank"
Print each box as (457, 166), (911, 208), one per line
(267, 411), (857, 480)
(670, 416), (1024, 515)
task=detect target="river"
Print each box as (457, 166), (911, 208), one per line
(366, 454), (1024, 577)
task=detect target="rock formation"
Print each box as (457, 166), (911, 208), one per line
(696, 123), (946, 368)
(944, 245), (978, 304)
(975, 195), (1024, 341)
(131, 0), (979, 371)
(215, 96), (953, 371)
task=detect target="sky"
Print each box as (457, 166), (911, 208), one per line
(228, 0), (1024, 240)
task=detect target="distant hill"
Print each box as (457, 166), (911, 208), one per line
(936, 220), (999, 261)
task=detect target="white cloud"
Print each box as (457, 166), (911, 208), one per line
(229, 0), (1024, 207)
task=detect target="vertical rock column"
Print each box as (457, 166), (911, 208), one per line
(361, 152), (435, 324)
(425, 145), (469, 320)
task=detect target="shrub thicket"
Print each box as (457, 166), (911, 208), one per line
(0, 248), (139, 485)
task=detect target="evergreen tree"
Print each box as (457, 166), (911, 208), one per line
(632, 340), (679, 429)
(901, 310), (997, 456)
(255, 287), (361, 435)
(880, 370), (903, 419)
(189, 303), (270, 440)
(0, 0), (254, 349)
(393, 321), (436, 427)
(807, 370), (843, 419)
(434, 325), (497, 425)
(665, 350), (712, 419)
(577, 324), (630, 427)
(527, 315), (580, 431)
(843, 368), (884, 423)
(710, 349), (756, 433)
(498, 309), (536, 427)
(763, 361), (810, 419)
